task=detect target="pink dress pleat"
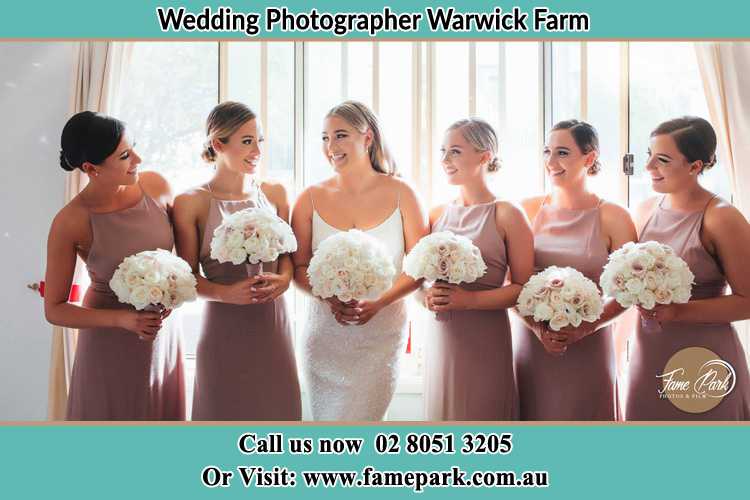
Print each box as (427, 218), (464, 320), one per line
(425, 202), (518, 420)
(191, 189), (301, 421)
(513, 202), (618, 420)
(66, 193), (186, 420)
(624, 197), (750, 420)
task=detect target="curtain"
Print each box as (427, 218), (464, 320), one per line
(47, 42), (133, 420)
(695, 42), (750, 358)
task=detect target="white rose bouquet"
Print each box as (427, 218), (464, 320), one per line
(599, 241), (694, 310)
(109, 249), (198, 311)
(209, 207), (297, 274)
(517, 266), (603, 331)
(307, 229), (396, 303)
(404, 231), (487, 284)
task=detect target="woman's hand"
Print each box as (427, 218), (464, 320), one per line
(325, 297), (356, 326)
(218, 277), (266, 305)
(637, 304), (679, 323)
(424, 282), (475, 312)
(555, 322), (597, 347)
(249, 272), (291, 304)
(116, 309), (163, 341)
(529, 320), (567, 356)
(348, 299), (384, 325)
(325, 297), (386, 326)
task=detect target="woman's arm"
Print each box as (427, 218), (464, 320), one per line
(172, 189), (259, 304)
(291, 186), (315, 296)
(426, 201), (533, 312)
(44, 207), (162, 338)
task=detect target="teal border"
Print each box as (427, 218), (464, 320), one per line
(1, 1), (748, 39)
(2, 424), (748, 498)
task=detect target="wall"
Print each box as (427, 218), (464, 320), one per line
(0, 42), (75, 420)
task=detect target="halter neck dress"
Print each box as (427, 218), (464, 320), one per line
(425, 200), (518, 420)
(624, 196), (750, 420)
(513, 198), (619, 420)
(191, 184), (301, 420)
(66, 187), (185, 420)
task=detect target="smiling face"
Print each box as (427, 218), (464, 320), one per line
(321, 115), (371, 172)
(440, 127), (489, 185)
(214, 118), (263, 175)
(543, 129), (594, 188)
(646, 133), (701, 193)
(84, 134), (141, 186)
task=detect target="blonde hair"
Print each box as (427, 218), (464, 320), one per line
(447, 118), (501, 172)
(201, 101), (257, 163)
(326, 100), (396, 175)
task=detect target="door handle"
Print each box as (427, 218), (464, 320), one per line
(623, 153), (634, 176)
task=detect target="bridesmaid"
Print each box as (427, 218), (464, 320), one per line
(291, 101), (428, 421)
(423, 118), (534, 421)
(514, 119), (637, 420)
(45, 111), (184, 420)
(173, 102), (301, 420)
(625, 116), (750, 420)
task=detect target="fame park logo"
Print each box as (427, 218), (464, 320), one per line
(656, 347), (736, 413)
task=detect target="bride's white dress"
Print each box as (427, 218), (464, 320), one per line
(301, 203), (408, 421)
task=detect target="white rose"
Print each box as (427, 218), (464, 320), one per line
(567, 311), (583, 327)
(549, 311), (569, 331)
(533, 302), (554, 322)
(147, 286), (163, 304)
(625, 278), (645, 295)
(229, 248), (247, 266)
(638, 289), (656, 309)
(673, 287), (691, 303)
(549, 291), (563, 308)
(654, 287), (673, 305)
(125, 272), (143, 288)
(615, 291), (635, 308)
(129, 286), (150, 310)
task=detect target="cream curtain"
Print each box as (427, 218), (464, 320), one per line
(695, 42), (750, 357)
(47, 42), (133, 420)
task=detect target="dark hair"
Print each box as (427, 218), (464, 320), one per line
(551, 119), (601, 175)
(650, 116), (717, 173)
(202, 101), (257, 163)
(59, 111), (125, 172)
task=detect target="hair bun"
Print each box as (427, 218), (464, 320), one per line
(487, 157), (501, 172)
(705, 153), (717, 169)
(59, 150), (75, 171)
(59, 111), (125, 174)
(587, 159), (602, 176)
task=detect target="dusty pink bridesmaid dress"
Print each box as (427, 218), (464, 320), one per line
(624, 196), (750, 420)
(425, 201), (518, 420)
(66, 189), (185, 420)
(191, 186), (301, 421)
(513, 199), (618, 420)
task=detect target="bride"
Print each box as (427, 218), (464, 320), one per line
(291, 101), (428, 421)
